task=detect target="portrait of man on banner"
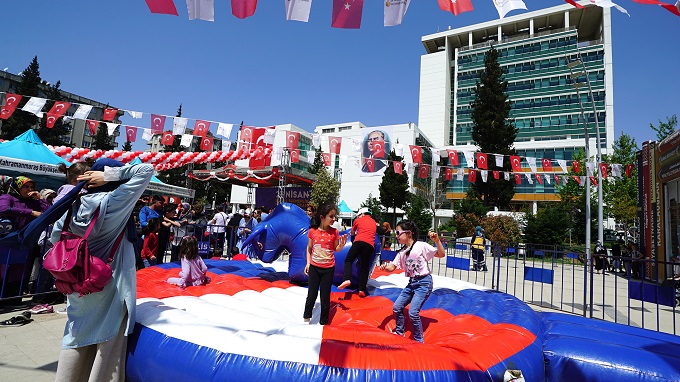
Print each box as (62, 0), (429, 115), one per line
(361, 127), (392, 176)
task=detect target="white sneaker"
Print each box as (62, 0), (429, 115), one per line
(56, 306), (67, 315)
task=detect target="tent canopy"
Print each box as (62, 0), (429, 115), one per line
(338, 200), (355, 217)
(129, 158), (195, 199)
(0, 130), (68, 190)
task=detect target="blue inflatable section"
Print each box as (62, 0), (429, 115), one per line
(242, 203), (380, 286)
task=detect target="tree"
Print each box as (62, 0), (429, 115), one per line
(404, 193), (432, 237)
(602, 133), (638, 232)
(91, 120), (115, 150)
(310, 166), (340, 208)
(557, 149), (595, 244)
(36, 81), (73, 147)
(650, 115), (677, 141)
(458, 187), (489, 218)
(307, 147), (325, 175)
(1, 56), (41, 140)
(157, 104), (190, 187)
(481, 215), (522, 246)
(378, 150), (409, 227)
(359, 193), (383, 224)
(522, 204), (573, 246)
(469, 46), (517, 209)
(122, 140), (132, 151)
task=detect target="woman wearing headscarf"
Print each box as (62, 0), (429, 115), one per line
(47, 159), (153, 382)
(0, 176), (52, 301)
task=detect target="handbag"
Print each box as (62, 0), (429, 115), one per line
(43, 207), (125, 297)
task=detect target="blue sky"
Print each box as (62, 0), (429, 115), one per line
(2, 0), (678, 152)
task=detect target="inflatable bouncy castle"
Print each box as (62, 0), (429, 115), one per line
(128, 204), (680, 382)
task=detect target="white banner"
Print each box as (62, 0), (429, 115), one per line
(180, 134), (193, 147)
(463, 151), (475, 168)
(384, 0), (410, 26)
(126, 110), (143, 119)
(173, 117), (188, 135)
(72, 105), (93, 120)
(557, 159), (567, 173)
(21, 97), (47, 116)
(0, 156), (64, 177)
(217, 123), (233, 138)
(106, 123), (119, 135)
(285, 0), (313, 22)
(186, 0), (214, 21)
(494, 154), (504, 168)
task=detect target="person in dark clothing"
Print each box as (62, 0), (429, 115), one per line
(338, 207), (377, 297)
(594, 241), (608, 274)
(157, 204), (180, 264)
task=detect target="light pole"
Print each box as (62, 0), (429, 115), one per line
(567, 53), (605, 244)
(567, 57), (594, 317)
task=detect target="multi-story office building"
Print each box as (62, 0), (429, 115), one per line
(418, 3), (614, 209)
(0, 70), (121, 148)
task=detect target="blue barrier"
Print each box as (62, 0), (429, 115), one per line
(446, 256), (470, 271)
(628, 280), (676, 307)
(524, 266), (554, 284)
(381, 250), (397, 262)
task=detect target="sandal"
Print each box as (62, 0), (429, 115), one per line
(0, 312), (32, 327)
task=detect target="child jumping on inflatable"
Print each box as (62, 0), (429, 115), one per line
(379, 220), (445, 343)
(303, 203), (347, 325)
(167, 236), (211, 288)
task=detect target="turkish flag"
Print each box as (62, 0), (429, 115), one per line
(438, 0), (474, 16)
(572, 176), (582, 185)
(599, 163), (609, 179)
(371, 139), (385, 159)
(290, 149), (300, 163)
(445, 168), (453, 180)
(45, 113), (59, 128)
(329, 136), (342, 154)
(86, 120), (99, 135)
(322, 153), (331, 166)
(365, 158), (375, 172)
(232, 0), (258, 19)
(394, 162), (403, 174)
(286, 131), (300, 149)
(447, 149), (459, 166)
(542, 158), (553, 172)
(194, 120), (210, 137)
(103, 107), (117, 121)
(564, 0), (585, 8)
(239, 125), (256, 149)
(625, 164), (634, 177)
(510, 155), (522, 172)
(476, 153), (488, 170)
(161, 131), (174, 145)
(144, 0), (179, 15)
(151, 114), (166, 134)
(0, 93), (22, 120)
(331, 0), (364, 29)
(247, 127), (272, 168)
(47, 101), (71, 119)
(418, 164), (430, 179)
(493, 170), (499, 180)
(572, 160), (581, 173)
(125, 126), (137, 142)
(514, 173), (522, 184)
(554, 174), (560, 185)
(409, 145), (422, 163)
(589, 176), (598, 186)
(468, 169), (477, 183)
(200, 136), (213, 151)
(535, 173), (543, 184)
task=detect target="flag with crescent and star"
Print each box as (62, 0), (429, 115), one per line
(329, 136), (342, 154)
(468, 169), (477, 183)
(161, 131), (174, 146)
(394, 161), (403, 174)
(0, 93), (22, 120)
(541, 158), (552, 172)
(476, 152), (488, 170)
(200, 136), (213, 151)
(286, 131), (300, 149)
(409, 145), (422, 164)
(193, 120), (210, 137)
(151, 114), (166, 134)
(125, 126), (137, 142)
(103, 107), (118, 121)
(332, 0), (364, 29)
(86, 120), (99, 135)
(447, 149), (459, 166)
(438, 0), (473, 16)
(510, 155), (522, 172)
(45, 101), (71, 128)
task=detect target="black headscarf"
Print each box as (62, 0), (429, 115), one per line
(0, 159), (137, 249)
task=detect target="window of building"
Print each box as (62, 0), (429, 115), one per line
(321, 128), (335, 134)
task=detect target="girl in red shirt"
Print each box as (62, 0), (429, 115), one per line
(141, 218), (160, 267)
(303, 203), (347, 325)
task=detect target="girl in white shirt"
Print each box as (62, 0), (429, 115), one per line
(380, 220), (445, 343)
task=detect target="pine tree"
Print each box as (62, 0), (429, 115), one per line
(307, 147), (325, 175)
(310, 166), (340, 208)
(470, 46), (517, 209)
(122, 140), (132, 151)
(650, 115), (677, 141)
(157, 104), (189, 187)
(404, 193), (433, 237)
(359, 193), (383, 224)
(378, 150), (409, 227)
(602, 133), (638, 233)
(91, 119), (115, 150)
(36, 81), (73, 147)
(1, 56), (41, 140)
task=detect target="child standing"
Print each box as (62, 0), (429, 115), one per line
(141, 218), (159, 268)
(303, 203), (347, 325)
(167, 236), (210, 288)
(379, 220), (445, 343)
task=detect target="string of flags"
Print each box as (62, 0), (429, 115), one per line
(144, 0), (679, 27)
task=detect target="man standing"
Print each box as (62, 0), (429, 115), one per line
(339, 207), (377, 297)
(139, 195), (164, 228)
(210, 205), (230, 254)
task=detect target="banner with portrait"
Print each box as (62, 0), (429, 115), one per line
(360, 126), (393, 177)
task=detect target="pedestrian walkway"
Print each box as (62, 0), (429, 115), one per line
(0, 301), (66, 382)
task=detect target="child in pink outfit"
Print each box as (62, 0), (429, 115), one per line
(167, 236), (211, 288)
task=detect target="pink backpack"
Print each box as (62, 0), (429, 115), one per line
(43, 208), (124, 297)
